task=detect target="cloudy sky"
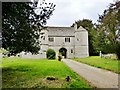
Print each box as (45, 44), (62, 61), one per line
(40, 0), (114, 27)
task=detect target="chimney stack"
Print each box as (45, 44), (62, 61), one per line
(74, 23), (77, 30)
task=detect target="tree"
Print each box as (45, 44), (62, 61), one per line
(72, 19), (93, 30)
(97, 1), (120, 59)
(92, 27), (113, 54)
(2, 1), (55, 55)
(72, 19), (97, 55)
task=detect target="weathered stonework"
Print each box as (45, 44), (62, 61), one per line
(20, 24), (89, 58)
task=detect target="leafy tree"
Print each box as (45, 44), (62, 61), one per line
(97, 1), (120, 59)
(92, 28), (113, 54)
(2, 1), (55, 55)
(72, 19), (93, 31)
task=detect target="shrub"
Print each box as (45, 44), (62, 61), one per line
(58, 53), (62, 61)
(46, 48), (56, 59)
(115, 42), (120, 60)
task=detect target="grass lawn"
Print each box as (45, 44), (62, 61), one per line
(72, 56), (120, 74)
(1, 57), (91, 89)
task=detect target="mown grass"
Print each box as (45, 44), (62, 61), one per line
(2, 57), (91, 89)
(72, 56), (120, 74)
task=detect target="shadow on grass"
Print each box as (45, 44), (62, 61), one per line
(2, 61), (92, 89)
(2, 65), (35, 88)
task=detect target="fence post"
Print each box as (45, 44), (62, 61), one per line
(99, 51), (102, 58)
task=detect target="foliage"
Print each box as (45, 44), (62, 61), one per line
(2, 1), (55, 55)
(97, 1), (120, 59)
(71, 1), (120, 58)
(114, 42), (120, 59)
(0, 48), (8, 53)
(72, 19), (93, 30)
(92, 28), (114, 54)
(58, 53), (62, 61)
(72, 56), (120, 74)
(46, 48), (56, 59)
(2, 57), (91, 88)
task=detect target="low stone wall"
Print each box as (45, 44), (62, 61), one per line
(101, 54), (117, 59)
(19, 52), (46, 59)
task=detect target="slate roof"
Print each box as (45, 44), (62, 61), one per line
(46, 26), (75, 37)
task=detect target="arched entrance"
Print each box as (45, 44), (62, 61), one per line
(59, 48), (67, 58)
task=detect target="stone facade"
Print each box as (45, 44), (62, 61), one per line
(20, 24), (89, 58)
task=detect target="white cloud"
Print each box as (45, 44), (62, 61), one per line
(41, 0), (114, 26)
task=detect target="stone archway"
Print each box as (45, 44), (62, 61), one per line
(59, 48), (67, 58)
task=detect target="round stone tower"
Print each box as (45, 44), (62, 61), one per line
(74, 24), (89, 58)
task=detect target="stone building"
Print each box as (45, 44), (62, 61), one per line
(20, 24), (89, 58)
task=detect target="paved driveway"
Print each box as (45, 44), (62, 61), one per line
(62, 59), (119, 88)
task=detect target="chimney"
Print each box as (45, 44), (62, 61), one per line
(74, 23), (77, 30)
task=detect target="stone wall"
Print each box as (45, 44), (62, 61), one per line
(49, 46), (74, 58)
(20, 52), (46, 59)
(74, 26), (89, 58)
(20, 25), (89, 59)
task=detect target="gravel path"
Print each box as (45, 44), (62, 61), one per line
(62, 59), (119, 88)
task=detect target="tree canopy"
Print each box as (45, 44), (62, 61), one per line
(2, 1), (55, 55)
(72, 19), (94, 30)
(97, 1), (120, 59)
(71, 0), (120, 60)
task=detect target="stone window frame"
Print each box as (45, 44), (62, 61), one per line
(71, 49), (73, 53)
(65, 37), (70, 42)
(48, 37), (54, 42)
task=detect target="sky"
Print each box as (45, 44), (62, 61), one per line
(39, 0), (114, 27)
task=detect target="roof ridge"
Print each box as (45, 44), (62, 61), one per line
(46, 26), (73, 28)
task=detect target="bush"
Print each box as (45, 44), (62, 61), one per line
(58, 53), (62, 61)
(115, 42), (120, 60)
(46, 48), (56, 59)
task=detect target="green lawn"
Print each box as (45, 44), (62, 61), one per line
(72, 56), (120, 74)
(2, 57), (91, 89)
